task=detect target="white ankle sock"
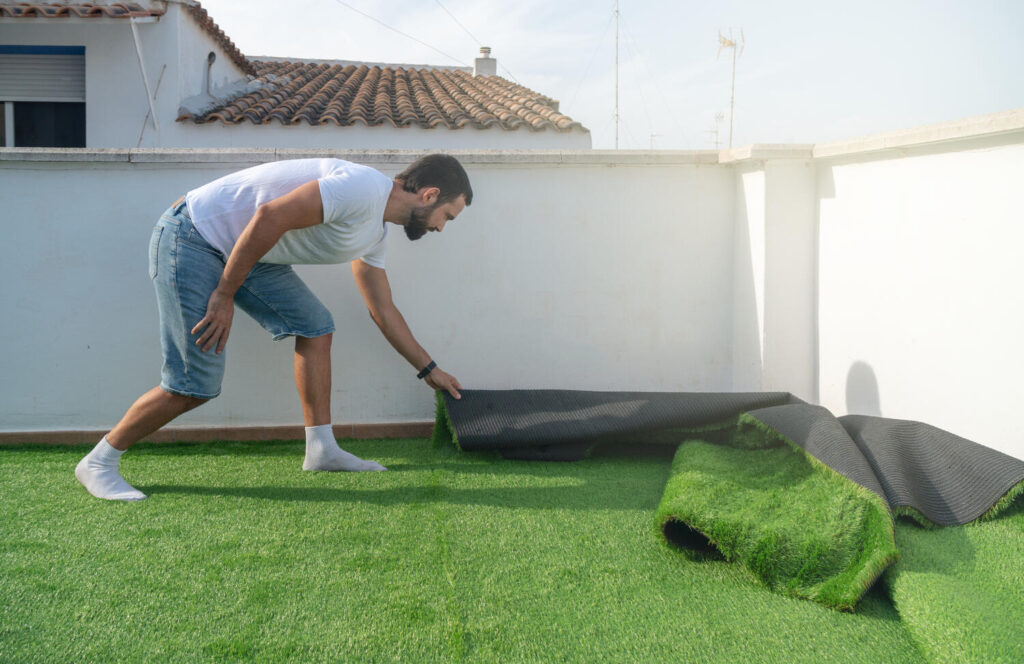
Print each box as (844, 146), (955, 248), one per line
(75, 437), (147, 501)
(302, 424), (386, 472)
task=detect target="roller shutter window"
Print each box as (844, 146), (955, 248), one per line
(0, 46), (85, 147)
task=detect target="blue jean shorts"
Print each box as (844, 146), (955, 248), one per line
(149, 201), (335, 399)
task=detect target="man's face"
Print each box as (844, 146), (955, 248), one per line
(405, 194), (467, 241)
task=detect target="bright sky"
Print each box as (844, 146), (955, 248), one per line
(198, 0), (1024, 150)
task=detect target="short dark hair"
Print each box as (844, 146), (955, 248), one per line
(397, 154), (473, 206)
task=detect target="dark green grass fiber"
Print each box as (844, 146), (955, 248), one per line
(1, 439), (928, 663)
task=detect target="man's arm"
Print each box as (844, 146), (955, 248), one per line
(192, 180), (324, 353)
(351, 259), (462, 399)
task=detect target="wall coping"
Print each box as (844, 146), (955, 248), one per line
(0, 148), (720, 166)
(2, 107), (1021, 166)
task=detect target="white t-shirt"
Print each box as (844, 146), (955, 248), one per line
(185, 159), (393, 268)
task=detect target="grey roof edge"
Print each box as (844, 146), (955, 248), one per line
(0, 148), (131, 162)
(812, 107), (1024, 159)
(0, 148), (721, 166)
(249, 55), (472, 73)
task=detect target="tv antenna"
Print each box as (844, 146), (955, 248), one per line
(717, 28), (744, 148)
(703, 111), (725, 149)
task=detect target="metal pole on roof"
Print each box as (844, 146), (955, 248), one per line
(716, 29), (744, 148)
(614, 0), (619, 149)
(130, 18), (160, 132)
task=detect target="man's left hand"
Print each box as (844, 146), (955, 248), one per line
(426, 368), (462, 400)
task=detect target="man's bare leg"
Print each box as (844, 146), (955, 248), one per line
(108, 387), (209, 450)
(75, 387), (208, 501)
(295, 333), (385, 472)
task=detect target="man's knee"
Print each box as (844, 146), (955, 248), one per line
(180, 395), (209, 412)
(297, 332), (332, 350)
(162, 389), (211, 413)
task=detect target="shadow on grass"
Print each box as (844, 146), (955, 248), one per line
(137, 481), (662, 512)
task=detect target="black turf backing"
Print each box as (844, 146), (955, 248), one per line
(439, 390), (1024, 526)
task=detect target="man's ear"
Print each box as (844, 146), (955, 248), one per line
(419, 186), (441, 205)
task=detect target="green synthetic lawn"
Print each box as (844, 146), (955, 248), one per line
(0, 438), (1017, 663)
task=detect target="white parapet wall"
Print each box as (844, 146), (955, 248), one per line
(815, 123), (1024, 460)
(2, 109), (1022, 460)
(0, 149), (732, 433)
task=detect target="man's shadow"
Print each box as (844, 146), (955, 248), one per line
(138, 444), (675, 512)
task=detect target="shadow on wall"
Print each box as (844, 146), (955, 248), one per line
(846, 360), (882, 416)
(732, 170), (763, 391)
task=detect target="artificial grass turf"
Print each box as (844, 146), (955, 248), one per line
(654, 438), (897, 610)
(0, 439), (928, 663)
(883, 498), (1024, 664)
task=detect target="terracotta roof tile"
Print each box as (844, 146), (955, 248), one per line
(4, 2), (586, 133)
(181, 60), (587, 133)
(182, 2), (254, 76)
(0, 2), (162, 18)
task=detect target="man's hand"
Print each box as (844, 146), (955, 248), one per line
(192, 289), (235, 354)
(426, 367), (462, 400)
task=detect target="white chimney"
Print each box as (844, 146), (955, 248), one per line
(473, 47), (496, 77)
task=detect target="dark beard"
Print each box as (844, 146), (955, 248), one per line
(404, 203), (436, 240)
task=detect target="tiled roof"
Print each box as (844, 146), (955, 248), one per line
(0, 2), (162, 18)
(4, 2), (587, 134)
(181, 2), (253, 76)
(180, 60), (588, 133)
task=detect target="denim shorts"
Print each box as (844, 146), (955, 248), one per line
(149, 201), (335, 399)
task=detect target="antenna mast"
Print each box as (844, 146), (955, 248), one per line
(615, 0), (620, 149)
(717, 29), (744, 148)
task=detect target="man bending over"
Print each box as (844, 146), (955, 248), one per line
(76, 154), (470, 501)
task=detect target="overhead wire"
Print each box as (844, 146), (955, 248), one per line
(618, 18), (655, 146)
(568, 4), (616, 112)
(433, 0), (523, 84)
(332, 0), (467, 66)
(619, 11), (688, 147)
(434, 0), (484, 47)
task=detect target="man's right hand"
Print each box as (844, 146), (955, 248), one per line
(192, 289), (235, 354)
(426, 367), (463, 400)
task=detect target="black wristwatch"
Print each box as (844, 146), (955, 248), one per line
(417, 360), (437, 379)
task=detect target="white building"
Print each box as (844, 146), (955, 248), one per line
(0, 1), (591, 149)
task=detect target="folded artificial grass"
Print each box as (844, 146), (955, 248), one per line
(654, 438), (897, 610)
(434, 390), (1024, 614)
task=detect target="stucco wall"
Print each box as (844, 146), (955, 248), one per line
(0, 150), (730, 432)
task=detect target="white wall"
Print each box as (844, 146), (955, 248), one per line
(0, 150), (730, 431)
(0, 7), (590, 150)
(2, 111), (1021, 460)
(817, 139), (1024, 459)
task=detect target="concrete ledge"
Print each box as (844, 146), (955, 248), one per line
(718, 144), (814, 164)
(0, 147), (721, 166)
(0, 148), (130, 162)
(0, 422), (434, 445)
(128, 148), (277, 163)
(813, 107), (1024, 158)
